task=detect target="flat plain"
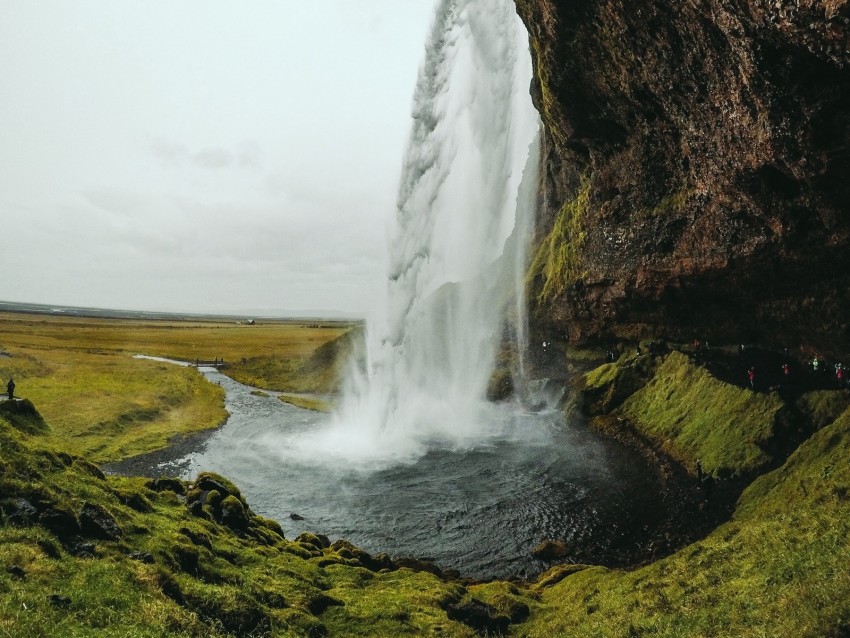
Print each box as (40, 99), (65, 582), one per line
(0, 312), (354, 462)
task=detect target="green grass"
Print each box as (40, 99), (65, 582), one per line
(0, 313), (354, 461)
(0, 348), (226, 463)
(518, 404), (850, 638)
(227, 327), (363, 394)
(4, 342), (850, 636)
(618, 352), (784, 476)
(0, 410), (490, 637)
(579, 349), (657, 415)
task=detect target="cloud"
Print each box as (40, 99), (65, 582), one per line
(192, 148), (232, 169)
(149, 139), (261, 171)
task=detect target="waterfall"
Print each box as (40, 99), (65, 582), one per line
(294, 0), (539, 466)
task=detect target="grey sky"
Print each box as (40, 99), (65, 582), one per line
(0, 1), (436, 316)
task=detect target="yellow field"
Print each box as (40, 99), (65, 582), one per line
(0, 312), (353, 462)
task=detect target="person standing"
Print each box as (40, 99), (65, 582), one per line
(6, 378), (15, 400)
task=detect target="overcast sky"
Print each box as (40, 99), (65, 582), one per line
(0, 1), (437, 316)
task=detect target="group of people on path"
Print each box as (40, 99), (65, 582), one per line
(744, 349), (848, 392)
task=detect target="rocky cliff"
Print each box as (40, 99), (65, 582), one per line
(516, 0), (850, 356)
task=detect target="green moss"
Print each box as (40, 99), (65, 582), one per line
(580, 352), (657, 415)
(279, 394), (333, 413)
(636, 187), (692, 219)
(796, 390), (850, 431)
(527, 177), (591, 304)
(620, 352), (784, 476)
(522, 406), (850, 638)
(468, 581), (536, 623)
(194, 473), (242, 501)
(583, 362), (619, 389)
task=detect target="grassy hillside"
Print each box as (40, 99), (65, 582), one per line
(228, 327), (364, 394)
(517, 401), (850, 637)
(0, 405), (532, 637)
(619, 352), (785, 477)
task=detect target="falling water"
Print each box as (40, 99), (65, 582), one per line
(126, 6), (677, 574)
(289, 0), (539, 465)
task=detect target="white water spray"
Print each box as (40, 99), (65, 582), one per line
(287, 0), (539, 466)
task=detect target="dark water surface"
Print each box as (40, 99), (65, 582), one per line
(137, 368), (667, 580)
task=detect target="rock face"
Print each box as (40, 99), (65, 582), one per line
(515, 0), (850, 355)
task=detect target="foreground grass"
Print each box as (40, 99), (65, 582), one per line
(519, 402), (850, 637)
(0, 313), (353, 461)
(0, 404), (522, 637)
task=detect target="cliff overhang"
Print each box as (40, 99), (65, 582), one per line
(516, 0), (850, 356)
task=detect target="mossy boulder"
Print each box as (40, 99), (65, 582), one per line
(532, 539), (570, 562)
(37, 504), (80, 539)
(220, 495), (249, 531)
(145, 477), (187, 495)
(78, 502), (122, 541)
(194, 472), (241, 500)
(253, 514), (285, 539)
(296, 532), (329, 550)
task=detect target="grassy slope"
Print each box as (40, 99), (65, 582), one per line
(229, 327), (363, 394)
(517, 403), (850, 638)
(519, 352), (850, 637)
(618, 352), (784, 477)
(0, 409), (518, 637)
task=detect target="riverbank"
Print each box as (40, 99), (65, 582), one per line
(3, 341), (850, 635)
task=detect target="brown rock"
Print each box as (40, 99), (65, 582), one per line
(515, 0), (850, 357)
(532, 539), (570, 561)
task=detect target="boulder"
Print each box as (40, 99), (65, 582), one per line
(79, 503), (122, 541)
(220, 495), (248, 531)
(38, 506), (80, 538)
(145, 478), (186, 495)
(532, 539), (570, 562)
(444, 599), (510, 635)
(2, 497), (38, 526)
